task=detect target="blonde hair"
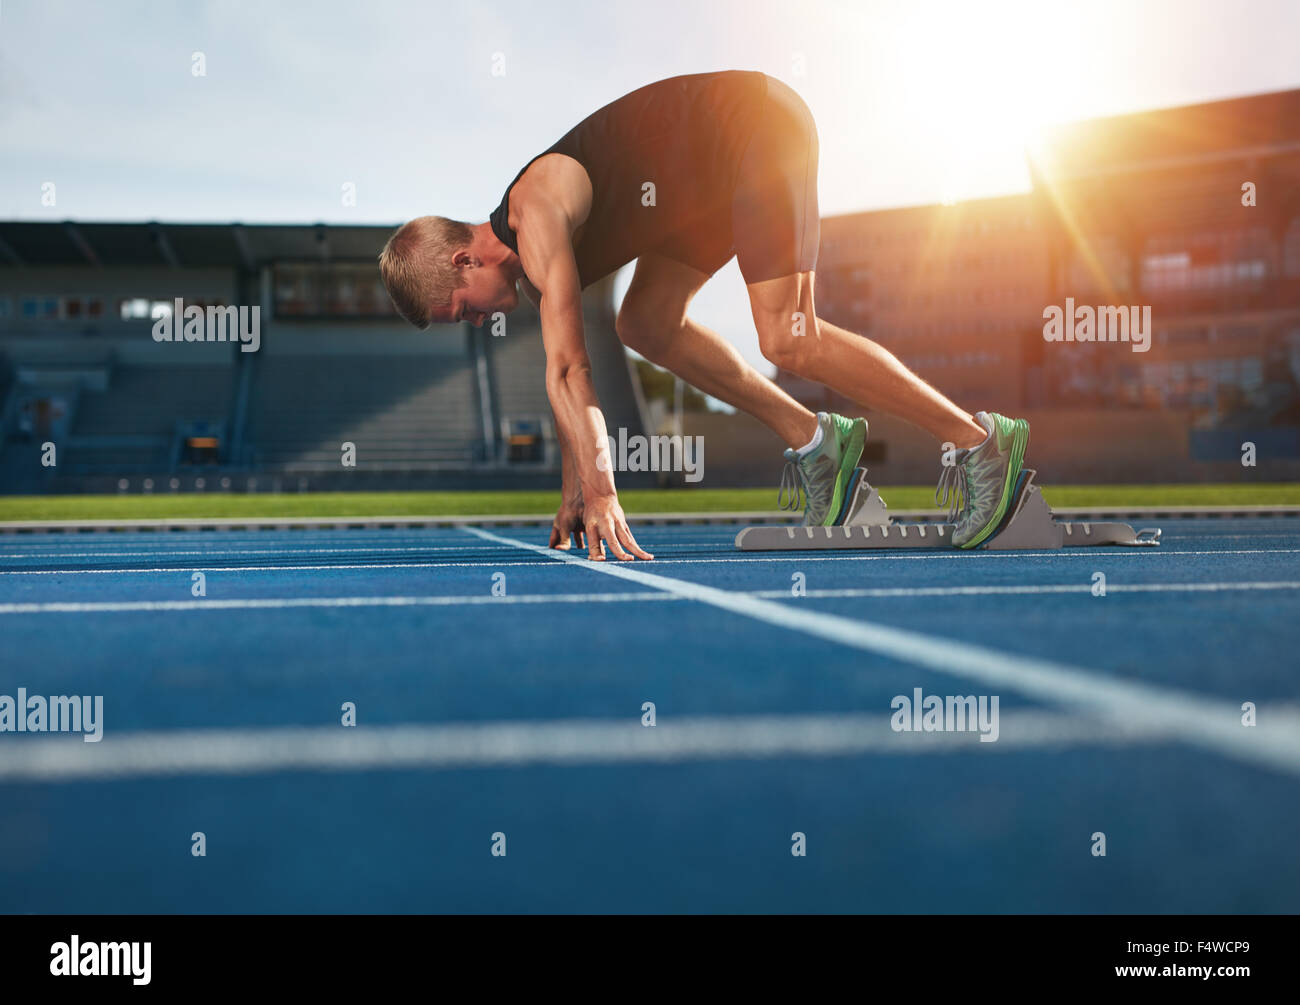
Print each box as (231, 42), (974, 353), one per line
(378, 215), (474, 328)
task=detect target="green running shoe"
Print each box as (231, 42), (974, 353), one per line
(778, 412), (868, 526)
(934, 411), (1030, 549)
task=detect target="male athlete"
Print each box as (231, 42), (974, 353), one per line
(380, 70), (1029, 561)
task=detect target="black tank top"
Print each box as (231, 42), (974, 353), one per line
(489, 70), (768, 288)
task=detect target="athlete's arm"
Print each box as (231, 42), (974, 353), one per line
(512, 181), (652, 561)
(520, 273), (584, 541)
(549, 401), (586, 551)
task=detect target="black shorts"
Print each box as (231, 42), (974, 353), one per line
(654, 76), (821, 284)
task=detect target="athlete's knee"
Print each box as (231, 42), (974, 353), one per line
(756, 310), (821, 372)
(615, 299), (680, 361)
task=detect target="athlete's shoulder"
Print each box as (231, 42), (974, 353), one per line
(513, 153), (590, 202)
(511, 154), (592, 232)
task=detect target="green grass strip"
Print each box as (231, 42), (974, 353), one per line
(1, 483), (1297, 522)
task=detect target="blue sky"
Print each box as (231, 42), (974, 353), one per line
(3, 0), (1298, 370)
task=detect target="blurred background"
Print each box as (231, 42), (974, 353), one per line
(2, 0), (1299, 495)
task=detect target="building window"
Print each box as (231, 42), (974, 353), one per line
(23, 297), (61, 319)
(119, 298), (151, 320)
(274, 263), (397, 318)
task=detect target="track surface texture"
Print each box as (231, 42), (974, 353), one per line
(1, 518), (1297, 913)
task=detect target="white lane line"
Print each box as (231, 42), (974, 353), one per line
(0, 592), (678, 614)
(0, 709), (1174, 782)
(760, 581), (1300, 598)
(558, 547), (1300, 565)
(0, 546), (526, 559)
(465, 527), (1300, 777)
(0, 560), (565, 576)
(0, 543), (722, 560)
(1163, 533), (1300, 541)
(5, 546), (1298, 576)
(4, 581), (1300, 615)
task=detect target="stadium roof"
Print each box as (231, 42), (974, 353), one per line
(1032, 87), (1300, 180)
(0, 222), (398, 269)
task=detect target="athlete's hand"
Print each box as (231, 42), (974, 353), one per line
(580, 493), (653, 561)
(548, 496), (587, 551)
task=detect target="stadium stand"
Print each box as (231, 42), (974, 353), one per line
(247, 354), (483, 470)
(486, 279), (646, 467)
(0, 222), (650, 491)
(489, 324), (551, 421)
(66, 364), (233, 472)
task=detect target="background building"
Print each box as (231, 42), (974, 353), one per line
(772, 87), (1300, 484)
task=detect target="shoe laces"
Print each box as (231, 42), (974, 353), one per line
(778, 454), (806, 512)
(935, 455), (969, 524)
(781, 451), (835, 525)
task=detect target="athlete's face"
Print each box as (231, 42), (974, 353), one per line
(441, 266), (518, 328)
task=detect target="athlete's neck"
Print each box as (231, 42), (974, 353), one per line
(469, 221), (522, 279)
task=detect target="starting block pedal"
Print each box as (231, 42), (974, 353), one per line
(734, 467), (1161, 552)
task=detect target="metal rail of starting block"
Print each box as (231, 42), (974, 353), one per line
(734, 468), (1162, 552)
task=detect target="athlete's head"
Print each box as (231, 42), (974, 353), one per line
(379, 216), (519, 329)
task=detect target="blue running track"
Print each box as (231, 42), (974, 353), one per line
(1, 518), (1297, 913)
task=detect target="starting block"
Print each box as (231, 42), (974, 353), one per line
(735, 467), (1161, 551)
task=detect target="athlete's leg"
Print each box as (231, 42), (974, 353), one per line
(731, 78), (1021, 536)
(616, 252), (818, 449)
(747, 270), (1030, 546)
(746, 271), (987, 449)
(731, 77), (984, 449)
